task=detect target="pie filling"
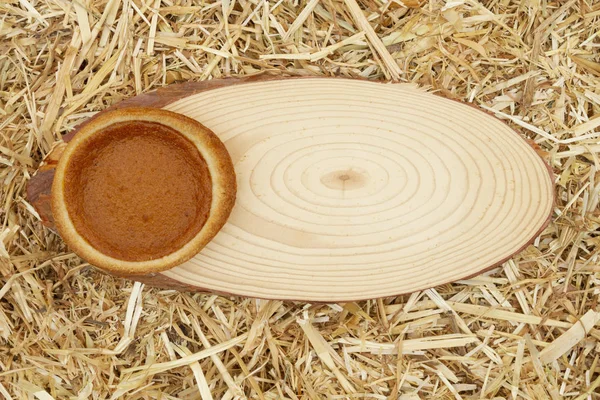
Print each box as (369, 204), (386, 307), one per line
(63, 121), (212, 261)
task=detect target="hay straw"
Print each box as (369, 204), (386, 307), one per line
(1, 0), (600, 397)
(282, 0), (321, 41)
(539, 309), (600, 365)
(343, 0), (403, 80)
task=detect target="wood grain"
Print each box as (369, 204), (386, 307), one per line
(28, 78), (554, 301)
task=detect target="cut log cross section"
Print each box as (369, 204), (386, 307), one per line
(28, 78), (554, 301)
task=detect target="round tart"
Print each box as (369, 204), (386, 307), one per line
(51, 107), (236, 275)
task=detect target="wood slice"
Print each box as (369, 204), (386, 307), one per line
(28, 77), (554, 301)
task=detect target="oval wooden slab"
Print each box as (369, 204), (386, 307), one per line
(29, 78), (554, 301)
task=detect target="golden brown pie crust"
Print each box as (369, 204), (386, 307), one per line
(52, 107), (236, 275)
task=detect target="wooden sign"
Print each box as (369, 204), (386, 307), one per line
(28, 77), (554, 301)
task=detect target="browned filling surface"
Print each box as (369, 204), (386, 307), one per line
(64, 121), (212, 261)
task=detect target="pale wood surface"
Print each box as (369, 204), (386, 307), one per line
(28, 78), (554, 301)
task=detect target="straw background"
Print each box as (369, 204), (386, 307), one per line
(1, 0), (600, 398)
